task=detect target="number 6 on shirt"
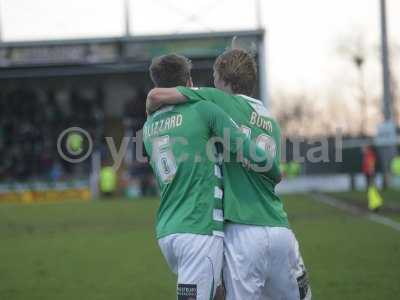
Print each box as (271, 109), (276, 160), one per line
(152, 135), (177, 183)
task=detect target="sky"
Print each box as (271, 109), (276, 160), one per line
(1, 0), (400, 96)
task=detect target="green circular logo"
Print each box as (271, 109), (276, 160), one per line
(66, 132), (83, 154)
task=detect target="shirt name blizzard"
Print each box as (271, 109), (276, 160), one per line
(144, 114), (183, 138)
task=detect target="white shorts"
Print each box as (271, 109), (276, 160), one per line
(223, 223), (311, 300)
(158, 233), (223, 300)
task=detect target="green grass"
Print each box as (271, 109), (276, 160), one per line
(1, 195), (400, 300)
(284, 196), (400, 300)
(328, 189), (400, 221)
(0, 199), (175, 300)
(330, 189), (400, 205)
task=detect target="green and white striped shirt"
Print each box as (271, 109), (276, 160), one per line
(143, 100), (271, 239)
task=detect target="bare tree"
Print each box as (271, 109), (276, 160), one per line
(271, 91), (320, 137)
(337, 33), (369, 136)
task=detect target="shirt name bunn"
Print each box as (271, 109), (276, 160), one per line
(249, 111), (273, 133)
(144, 114), (183, 138)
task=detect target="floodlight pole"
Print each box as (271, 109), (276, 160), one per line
(255, 0), (262, 29)
(124, 0), (131, 37)
(255, 0), (268, 106)
(0, 1), (3, 42)
(378, 0), (397, 188)
(259, 31), (269, 107)
(380, 0), (393, 121)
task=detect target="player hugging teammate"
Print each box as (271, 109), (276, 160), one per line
(143, 42), (312, 300)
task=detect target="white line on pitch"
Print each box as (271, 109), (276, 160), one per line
(311, 193), (400, 232)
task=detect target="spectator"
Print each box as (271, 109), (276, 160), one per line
(362, 145), (377, 188)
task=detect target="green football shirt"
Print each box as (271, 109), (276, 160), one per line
(143, 100), (273, 239)
(176, 87), (289, 228)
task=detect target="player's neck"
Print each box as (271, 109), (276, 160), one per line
(218, 86), (234, 95)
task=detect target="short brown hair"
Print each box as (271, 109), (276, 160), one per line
(149, 54), (192, 87)
(214, 48), (257, 96)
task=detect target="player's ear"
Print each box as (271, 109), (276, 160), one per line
(187, 77), (193, 87)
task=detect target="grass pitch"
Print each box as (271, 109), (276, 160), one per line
(0, 194), (399, 300)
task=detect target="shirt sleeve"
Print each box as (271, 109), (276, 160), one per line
(176, 86), (228, 104)
(195, 101), (281, 180)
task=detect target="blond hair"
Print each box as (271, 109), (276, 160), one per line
(214, 39), (257, 96)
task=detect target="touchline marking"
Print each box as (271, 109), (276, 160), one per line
(311, 193), (400, 232)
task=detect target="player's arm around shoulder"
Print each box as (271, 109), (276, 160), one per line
(180, 86), (231, 105)
(146, 87), (187, 114)
(146, 86), (229, 114)
(145, 86), (206, 114)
